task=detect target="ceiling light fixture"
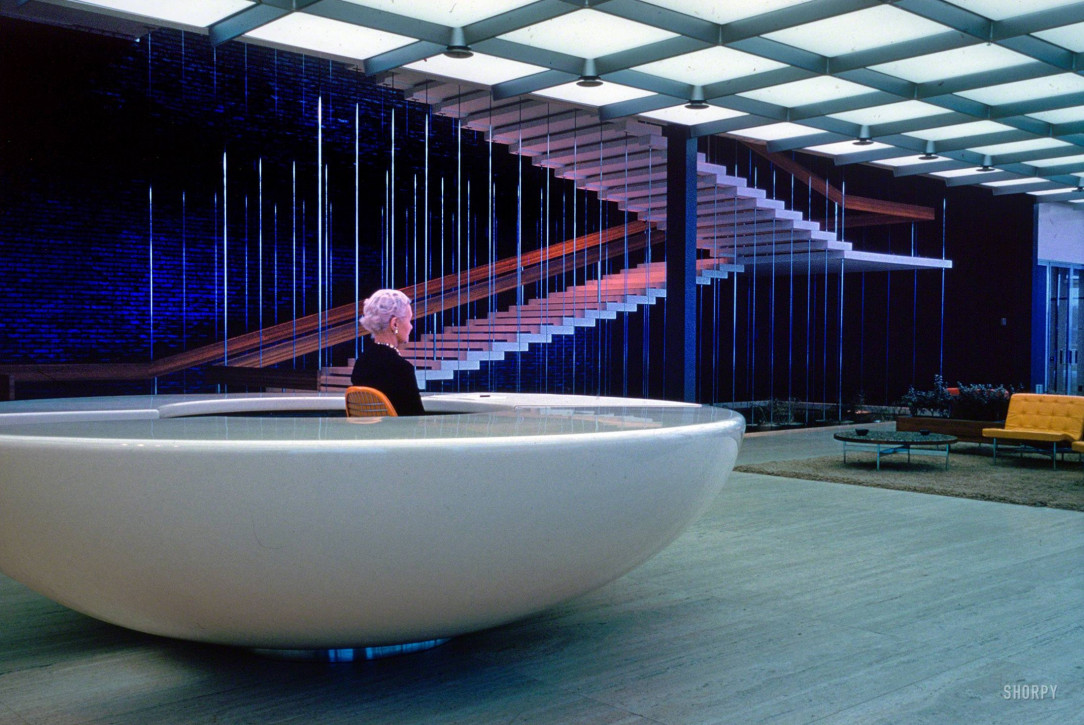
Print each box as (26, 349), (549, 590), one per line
(577, 58), (603, 87)
(977, 154), (996, 172)
(918, 140), (938, 160)
(853, 124), (873, 145)
(685, 86), (708, 110)
(444, 27), (473, 59)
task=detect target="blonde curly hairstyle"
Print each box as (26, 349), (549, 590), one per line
(360, 289), (411, 334)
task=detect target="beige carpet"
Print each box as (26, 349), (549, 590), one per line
(735, 443), (1084, 512)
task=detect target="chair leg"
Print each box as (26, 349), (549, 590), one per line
(992, 438), (998, 463)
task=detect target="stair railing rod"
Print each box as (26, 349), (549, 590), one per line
(354, 104), (359, 362)
(838, 181), (846, 422)
(316, 97), (323, 370)
(731, 147), (738, 403)
(515, 102), (523, 392)
(423, 111), (430, 369)
(788, 172), (795, 411)
(544, 108), (551, 391)
(822, 177), (830, 414)
(769, 167), (777, 416)
(457, 111), (464, 386)
(597, 124), (604, 396)
(623, 135), (630, 398)
(488, 101), (495, 392)
(939, 197), (946, 377)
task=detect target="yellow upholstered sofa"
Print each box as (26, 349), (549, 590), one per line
(982, 393), (1084, 468)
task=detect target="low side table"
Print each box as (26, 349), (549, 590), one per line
(833, 431), (958, 470)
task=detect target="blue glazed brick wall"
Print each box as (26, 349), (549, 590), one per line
(1, 21), (622, 396)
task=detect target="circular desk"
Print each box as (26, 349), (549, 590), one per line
(0, 392), (744, 652)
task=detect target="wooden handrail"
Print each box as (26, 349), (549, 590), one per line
(741, 141), (935, 222)
(226, 223), (652, 367)
(0, 221), (652, 383)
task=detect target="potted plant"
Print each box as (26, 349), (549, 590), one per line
(896, 376), (1013, 442)
(951, 382), (1013, 421)
(899, 374), (953, 418)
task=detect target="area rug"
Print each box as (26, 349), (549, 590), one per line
(734, 444), (1084, 512)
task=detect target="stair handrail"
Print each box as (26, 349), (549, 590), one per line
(0, 221), (650, 383)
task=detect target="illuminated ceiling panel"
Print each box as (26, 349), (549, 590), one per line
(1030, 187), (1080, 195)
(981, 178), (1050, 187)
(244, 14), (415, 61)
(1028, 106), (1084, 124)
(829, 101), (947, 126)
(873, 155), (956, 168)
(968, 139), (1071, 156)
(932, 167), (998, 178)
(740, 77), (874, 107)
(405, 53), (546, 86)
(1032, 22), (1084, 52)
(1028, 154), (1084, 168)
(762, 5), (948, 57)
(870, 44), (1034, 84)
(639, 105), (745, 126)
(905, 121), (1016, 141)
(944, 0), (1082, 21)
(633, 47), (786, 86)
(67, 0), (252, 27)
(957, 74), (1084, 106)
(533, 81), (656, 107)
(13, 0), (1084, 195)
(342, 0), (538, 27)
(639, 0), (814, 25)
(804, 140), (894, 156)
(497, 9), (676, 58)
(729, 123), (822, 141)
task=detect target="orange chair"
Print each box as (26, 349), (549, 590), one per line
(345, 386), (398, 418)
(982, 393), (1084, 469)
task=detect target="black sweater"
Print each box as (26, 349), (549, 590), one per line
(349, 343), (425, 416)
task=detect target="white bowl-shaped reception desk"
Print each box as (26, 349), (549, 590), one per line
(0, 393), (743, 652)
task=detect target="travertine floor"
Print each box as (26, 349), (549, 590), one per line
(2, 424), (1081, 724)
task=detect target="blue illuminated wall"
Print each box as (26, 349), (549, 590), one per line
(1, 17), (1036, 403)
(0, 19), (624, 397)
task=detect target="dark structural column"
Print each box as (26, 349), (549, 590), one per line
(663, 125), (698, 402)
(1030, 242), (1048, 392)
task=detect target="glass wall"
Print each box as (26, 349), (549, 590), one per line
(1044, 265), (1083, 395)
(1034, 203), (1084, 395)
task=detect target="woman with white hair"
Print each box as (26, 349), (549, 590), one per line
(349, 288), (425, 416)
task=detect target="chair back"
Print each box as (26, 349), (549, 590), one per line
(345, 386), (398, 418)
(1005, 393), (1084, 439)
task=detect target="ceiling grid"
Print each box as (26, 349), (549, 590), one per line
(4, 0), (1081, 199)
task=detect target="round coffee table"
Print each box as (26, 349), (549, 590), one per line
(833, 430), (958, 470)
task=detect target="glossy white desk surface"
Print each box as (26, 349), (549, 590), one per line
(0, 392), (731, 442)
(0, 392), (743, 649)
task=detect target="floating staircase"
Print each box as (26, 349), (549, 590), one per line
(1, 78), (951, 394)
(316, 82), (952, 392)
(321, 255), (742, 391)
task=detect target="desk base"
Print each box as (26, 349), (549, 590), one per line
(253, 639), (450, 662)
